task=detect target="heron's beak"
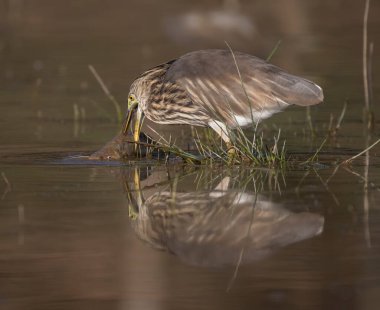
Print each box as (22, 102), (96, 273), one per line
(133, 109), (144, 146)
(123, 102), (138, 135)
(123, 102), (144, 153)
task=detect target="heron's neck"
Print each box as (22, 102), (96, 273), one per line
(138, 62), (171, 112)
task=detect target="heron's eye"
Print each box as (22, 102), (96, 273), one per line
(128, 94), (137, 109)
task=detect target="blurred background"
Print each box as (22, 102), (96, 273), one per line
(0, 0), (379, 154)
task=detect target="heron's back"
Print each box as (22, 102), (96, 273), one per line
(164, 49), (323, 126)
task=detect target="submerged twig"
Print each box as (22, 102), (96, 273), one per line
(343, 166), (380, 191)
(302, 138), (327, 165)
(313, 168), (340, 206)
(342, 137), (380, 164)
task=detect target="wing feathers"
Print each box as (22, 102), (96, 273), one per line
(164, 49), (323, 125)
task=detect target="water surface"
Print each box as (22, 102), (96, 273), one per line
(1, 1), (380, 309)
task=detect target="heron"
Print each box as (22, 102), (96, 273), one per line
(124, 49), (323, 152)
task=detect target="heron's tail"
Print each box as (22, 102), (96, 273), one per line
(273, 72), (324, 107)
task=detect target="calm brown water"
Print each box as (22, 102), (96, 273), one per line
(1, 1), (380, 309)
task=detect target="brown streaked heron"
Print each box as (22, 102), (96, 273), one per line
(124, 49), (323, 150)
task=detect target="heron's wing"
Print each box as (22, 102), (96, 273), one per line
(164, 49), (323, 126)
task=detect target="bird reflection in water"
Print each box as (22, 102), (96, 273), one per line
(122, 167), (324, 268)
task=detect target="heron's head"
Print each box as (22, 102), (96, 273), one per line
(128, 93), (139, 110)
(123, 91), (145, 148)
(123, 67), (165, 147)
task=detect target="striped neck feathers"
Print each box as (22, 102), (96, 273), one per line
(129, 61), (174, 112)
